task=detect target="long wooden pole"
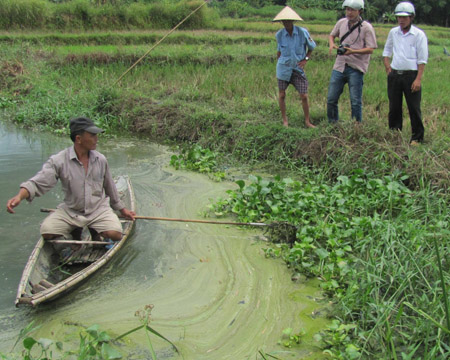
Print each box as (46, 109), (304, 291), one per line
(114, 0), (208, 85)
(134, 215), (269, 227)
(40, 208), (268, 227)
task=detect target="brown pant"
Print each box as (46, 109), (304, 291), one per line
(40, 208), (122, 239)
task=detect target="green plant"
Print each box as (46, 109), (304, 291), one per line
(3, 323), (120, 360)
(170, 144), (225, 181)
(317, 320), (361, 360)
(278, 327), (305, 348)
(115, 304), (179, 359)
(211, 169), (450, 358)
(1, 306), (178, 359)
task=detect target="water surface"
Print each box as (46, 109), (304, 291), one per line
(0, 123), (329, 359)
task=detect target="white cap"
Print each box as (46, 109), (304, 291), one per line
(342, 0), (364, 10)
(394, 2), (415, 16)
(273, 6), (303, 22)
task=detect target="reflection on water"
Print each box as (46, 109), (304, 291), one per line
(0, 123), (329, 359)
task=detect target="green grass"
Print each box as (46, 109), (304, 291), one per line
(1, 18), (449, 359)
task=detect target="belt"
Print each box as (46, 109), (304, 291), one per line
(392, 69), (417, 75)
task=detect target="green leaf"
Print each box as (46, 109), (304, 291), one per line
(315, 248), (329, 260)
(235, 180), (245, 190)
(345, 344), (361, 359)
(23, 337), (37, 351)
(101, 343), (122, 359)
(86, 324), (100, 338)
(97, 331), (111, 342)
(115, 325), (145, 341)
(145, 325), (179, 353)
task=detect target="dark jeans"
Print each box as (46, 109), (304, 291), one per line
(387, 70), (424, 142)
(327, 66), (364, 123)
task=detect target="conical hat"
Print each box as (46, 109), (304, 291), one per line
(273, 6), (303, 22)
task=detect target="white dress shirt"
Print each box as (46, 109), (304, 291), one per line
(383, 25), (428, 71)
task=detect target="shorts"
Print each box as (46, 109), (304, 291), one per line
(278, 71), (308, 94)
(40, 208), (123, 239)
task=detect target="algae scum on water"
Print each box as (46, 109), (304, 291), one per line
(0, 128), (329, 359)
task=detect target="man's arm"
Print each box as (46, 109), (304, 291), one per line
(383, 57), (392, 74)
(7, 154), (60, 213)
(328, 35), (338, 55)
(343, 47), (374, 55)
(6, 188), (30, 213)
(382, 30), (394, 69)
(413, 31), (428, 92)
(120, 207), (136, 221)
(298, 50), (313, 68)
(412, 63), (425, 93)
(102, 162), (135, 220)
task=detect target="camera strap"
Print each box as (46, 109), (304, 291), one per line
(340, 20), (363, 44)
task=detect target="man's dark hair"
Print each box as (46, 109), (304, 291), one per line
(69, 117), (104, 141)
(70, 130), (85, 142)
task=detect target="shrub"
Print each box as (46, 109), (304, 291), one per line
(0, 0), (216, 30)
(0, 0), (49, 29)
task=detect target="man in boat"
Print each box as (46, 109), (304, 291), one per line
(6, 117), (135, 242)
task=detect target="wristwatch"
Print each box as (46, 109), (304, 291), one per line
(305, 57), (310, 61)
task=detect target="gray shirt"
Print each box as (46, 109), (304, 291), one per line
(331, 18), (377, 74)
(20, 146), (124, 220)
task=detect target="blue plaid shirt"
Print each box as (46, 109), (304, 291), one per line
(276, 26), (316, 81)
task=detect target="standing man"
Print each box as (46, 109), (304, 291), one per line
(383, 2), (428, 145)
(274, 6), (316, 128)
(327, 0), (377, 124)
(6, 117), (135, 241)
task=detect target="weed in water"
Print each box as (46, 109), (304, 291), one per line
(1, 305), (178, 359)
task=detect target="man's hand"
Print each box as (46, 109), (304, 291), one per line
(329, 44), (338, 55)
(6, 195), (22, 214)
(120, 208), (136, 221)
(343, 47), (353, 55)
(328, 35), (337, 55)
(383, 57), (392, 75)
(6, 188), (30, 214)
(297, 59), (307, 69)
(411, 78), (421, 93)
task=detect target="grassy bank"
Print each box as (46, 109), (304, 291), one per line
(1, 25), (448, 188)
(0, 18), (449, 359)
(0, 0), (216, 30)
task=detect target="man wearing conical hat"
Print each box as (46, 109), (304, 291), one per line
(274, 6), (316, 128)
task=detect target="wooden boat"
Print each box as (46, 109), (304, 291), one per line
(15, 176), (136, 307)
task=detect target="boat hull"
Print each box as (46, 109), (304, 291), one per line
(15, 176), (136, 307)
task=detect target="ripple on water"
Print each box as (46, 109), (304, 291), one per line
(0, 135), (330, 358)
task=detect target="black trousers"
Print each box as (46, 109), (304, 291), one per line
(387, 71), (424, 142)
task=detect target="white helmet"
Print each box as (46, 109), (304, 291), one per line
(342, 0), (364, 10)
(394, 2), (415, 16)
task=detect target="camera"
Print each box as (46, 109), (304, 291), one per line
(337, 44), (349, 55)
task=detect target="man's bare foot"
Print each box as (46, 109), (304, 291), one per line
(305, 122), (316, 128)
(283, 121), (289, 127)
